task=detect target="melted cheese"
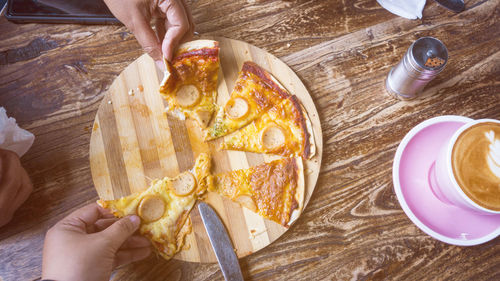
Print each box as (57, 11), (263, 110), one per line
(221, 96), (307, 158)
(159, 40), (220, 128)
(212, 157), (302, 227)
(98, 153), (212, 260)
(205, 64), (289, 140)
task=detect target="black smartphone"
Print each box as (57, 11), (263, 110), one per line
(5, 0), (121, 24)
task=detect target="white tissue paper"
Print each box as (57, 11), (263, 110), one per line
(376, 0), (426, 19)
(0, 107), (35, 157)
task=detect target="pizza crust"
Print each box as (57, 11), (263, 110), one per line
(269, 74), (291, 98)
(160, 57), (176, 93)
(242, 61), (291, 99)
(300, 104), (316, 159)
(278, 95), (316, 159)
(249, 64), (315, 159)
(288, 157), (305, 226)
(97, 153), (212, 261)
(161, 40), (218, 91)
(238, 63), (315, 159)
(176, 40), (218, 54)
(160, 40), (219, 128)
(253, 64), (316, 159)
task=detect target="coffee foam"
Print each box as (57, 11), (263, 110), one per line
(485, 130), (500, 179)
(452, 122), (500, 211)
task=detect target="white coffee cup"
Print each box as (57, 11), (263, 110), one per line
(429, 118), (500, 214)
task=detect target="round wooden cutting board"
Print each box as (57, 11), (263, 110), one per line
(89, 37), (323, 263)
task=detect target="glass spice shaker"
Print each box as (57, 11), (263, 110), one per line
(385, 37), (448, 100)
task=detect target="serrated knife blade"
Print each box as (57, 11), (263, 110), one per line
(198, 202), (244, 281)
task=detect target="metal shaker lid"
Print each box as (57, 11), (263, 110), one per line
(410, 37), (448, 73)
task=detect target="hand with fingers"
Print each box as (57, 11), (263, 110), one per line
(42, 203), (152, 281)
(0, 148), (33, 228)
(104, 0), (195, 69)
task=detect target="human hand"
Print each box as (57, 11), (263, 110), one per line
(42, 203), (151, 281)
(104, 0), (195, 68)
(0, 148), (33, 227)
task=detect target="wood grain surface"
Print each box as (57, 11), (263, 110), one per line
(89, 38), (323, 263)
(1, 0), (499, 280)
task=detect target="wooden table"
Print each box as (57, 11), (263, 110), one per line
(1, 0), (499, 280)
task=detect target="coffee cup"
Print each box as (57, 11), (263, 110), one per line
(429, 118), (500, 214)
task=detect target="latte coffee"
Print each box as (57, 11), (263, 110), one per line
(451, 122), (500, 211)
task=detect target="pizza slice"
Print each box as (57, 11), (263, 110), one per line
(220, 95), (316, 159)
(209, 157), (304, 227)
(204, 61), (290, 140)
(97, 153), (212, 260)
(160, 40), (220, 128)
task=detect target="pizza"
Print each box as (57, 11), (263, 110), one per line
(209, 157), (304, 227)
(220, 95), (315, 159)
(204, 61), (290, 140)
(160, 40), (220, 128)
(97, 153), (212, 260)
(96, 48), (317, 258)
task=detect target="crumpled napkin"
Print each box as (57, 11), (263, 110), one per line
(377, 0), (426, 19)
(0, 107), (35, 157)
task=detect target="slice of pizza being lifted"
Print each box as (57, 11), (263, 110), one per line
(97, 153), (212, 260)
(160, 40), (220, 128)
(220, 95), (316, 159)
(209, 157), (304, 227)
(204, 61), (290, 140)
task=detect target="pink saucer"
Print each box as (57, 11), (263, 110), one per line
(393, 116), (500, 246)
